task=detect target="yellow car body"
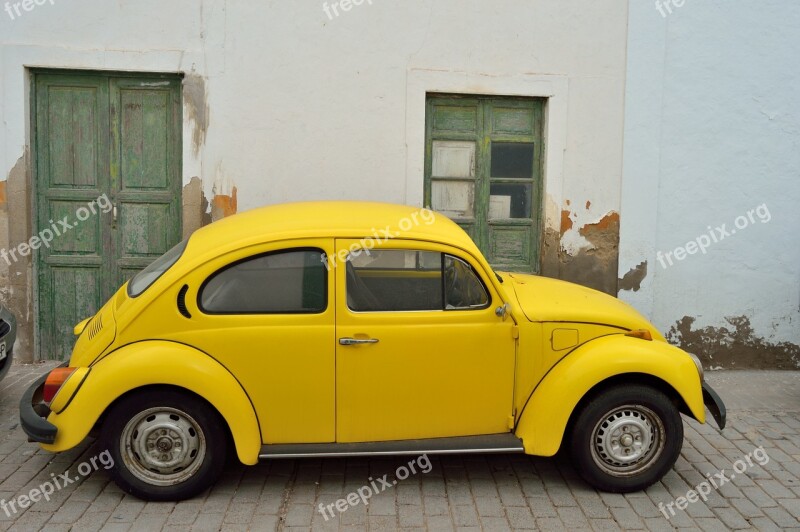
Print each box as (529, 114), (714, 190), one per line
(21, 201), (725, 499)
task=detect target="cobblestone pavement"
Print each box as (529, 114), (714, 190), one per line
(0, 362), (799, 531)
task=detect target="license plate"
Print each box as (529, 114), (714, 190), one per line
(0, 341), (5, 361)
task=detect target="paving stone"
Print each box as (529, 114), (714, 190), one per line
(423, 495), (449, 516)
(535, 516), (566, 531)
(504, 505), (535, 528)
(589, 517), (622, 530)
(450, 504), (479, 527)
(526, 495), (557, 518)
(397, 504), (424, 527)
(283, 503), (313, 527)
(609, 506), (644, 529)
(479, 515), (512, 530)
(474, 495), (504, 517)
(557, 505), (590, 528)
(763, 505), (800, 528)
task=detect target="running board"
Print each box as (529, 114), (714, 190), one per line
(259, 433), (524, 459)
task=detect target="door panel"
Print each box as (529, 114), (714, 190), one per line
(334, 239), (516, 443)
(173, 240), (337, 444)
(111, 77), (182, 288)
(34, 71), (182, 360)
(35, 75), (111, 360)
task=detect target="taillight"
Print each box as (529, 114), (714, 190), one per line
(43, 367), (77, 404)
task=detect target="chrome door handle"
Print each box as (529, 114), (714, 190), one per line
(339, 337), (379, 346)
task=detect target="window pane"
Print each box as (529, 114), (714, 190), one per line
(200, 250), (326, 313)
(432, 180), (474, 218)
(432, 140), (476, 178)
(445, 255), (490, 310)
(489, 183), (532, 219)
(347, 250), (442, 312)
(128, 238), (188, 297)
(491, 142), (534, 179)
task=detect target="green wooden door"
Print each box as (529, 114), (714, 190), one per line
(424, 95), (544, 273)
(33, 71), (182, 359)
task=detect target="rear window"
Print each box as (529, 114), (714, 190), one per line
(198, 249), (327, 314)
(127, 239), (188, 298)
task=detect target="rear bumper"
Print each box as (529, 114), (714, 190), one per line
(19, 364), (64, 444)
(702, 381), (726, 430)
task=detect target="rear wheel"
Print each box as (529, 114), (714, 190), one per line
(569, 384), (683, 492)
(101, 389), (227, 501)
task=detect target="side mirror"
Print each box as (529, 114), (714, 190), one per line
(495, 303), (510, 319)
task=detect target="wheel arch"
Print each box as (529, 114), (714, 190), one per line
(41, 341), (262, 465)
(561, 373), (694, 454)
(513, 334), (705, 457)
(95, 383), (236, 460)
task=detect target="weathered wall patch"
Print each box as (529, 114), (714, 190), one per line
(666, 315), (800, 370)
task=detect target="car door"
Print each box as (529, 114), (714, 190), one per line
(334, 239), (517, 443)
(177, 239), (336, 444)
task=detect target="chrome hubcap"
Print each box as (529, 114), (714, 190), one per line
(591, 405), (664, 476)
(120, 407), (205, 486)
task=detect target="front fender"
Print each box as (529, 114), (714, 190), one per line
(42, 341), (262, 465)
(514, 334), (704, 457)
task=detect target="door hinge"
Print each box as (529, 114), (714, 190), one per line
(511, 325), (519, 339)
(507, 413), (516, 430)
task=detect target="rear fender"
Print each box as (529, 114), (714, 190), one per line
(43, 341), (262, 465)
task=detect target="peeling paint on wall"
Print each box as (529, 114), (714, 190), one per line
(619, 260), (647, 292)
(560, 209), (573, 233)
(212, 186), (238, 220)
(555, 206), (621, 296)
(666, 315), (800, 370)
(3, 153), (33, 362)
(210, 163), (238, 221)
(0, 181), (6, 206)
(540, 227), (561, 279)
(182, 177), (212, 237)
(540, 198), (623, 295)
(580, 212), (620, 237)
(183, 73), (209, 156)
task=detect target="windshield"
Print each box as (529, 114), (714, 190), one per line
(127, 239), (189, 298)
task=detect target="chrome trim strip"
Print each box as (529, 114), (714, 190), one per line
(258, 434), (525, 460)
(259, 446), (524, 460)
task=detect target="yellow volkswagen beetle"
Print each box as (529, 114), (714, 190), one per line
(20, 201), (725, 501)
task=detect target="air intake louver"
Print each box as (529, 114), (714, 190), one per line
(177, 285), (192, 319)
(87, 315), (103, 340)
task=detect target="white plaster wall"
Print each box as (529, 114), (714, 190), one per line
(619, 1), (800, 344)
(2, 0), (627, 228)
(1, 0), (629, 360)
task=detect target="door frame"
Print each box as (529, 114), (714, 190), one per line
(29, 68), (184, 360)
(423, 94), (546, 273)
(404, 69), (569, 278)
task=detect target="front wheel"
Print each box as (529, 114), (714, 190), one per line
(101, 389), (228, 501)
(569, 384), (683, 492)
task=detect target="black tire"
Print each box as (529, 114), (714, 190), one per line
(569, 384), (683, 493)
(101, 389), (228, 501)
(0, 347), (13, 382)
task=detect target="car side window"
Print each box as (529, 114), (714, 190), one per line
(199, 249), (326, 314)
(346, 249), (490, 312)
(444, 255), (490, 310)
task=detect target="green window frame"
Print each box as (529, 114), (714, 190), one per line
(424, 94), (545, 273)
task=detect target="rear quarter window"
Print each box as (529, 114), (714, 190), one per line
(199, 249), (327, 314)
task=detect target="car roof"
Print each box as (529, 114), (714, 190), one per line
(185, 201), (480, 258)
